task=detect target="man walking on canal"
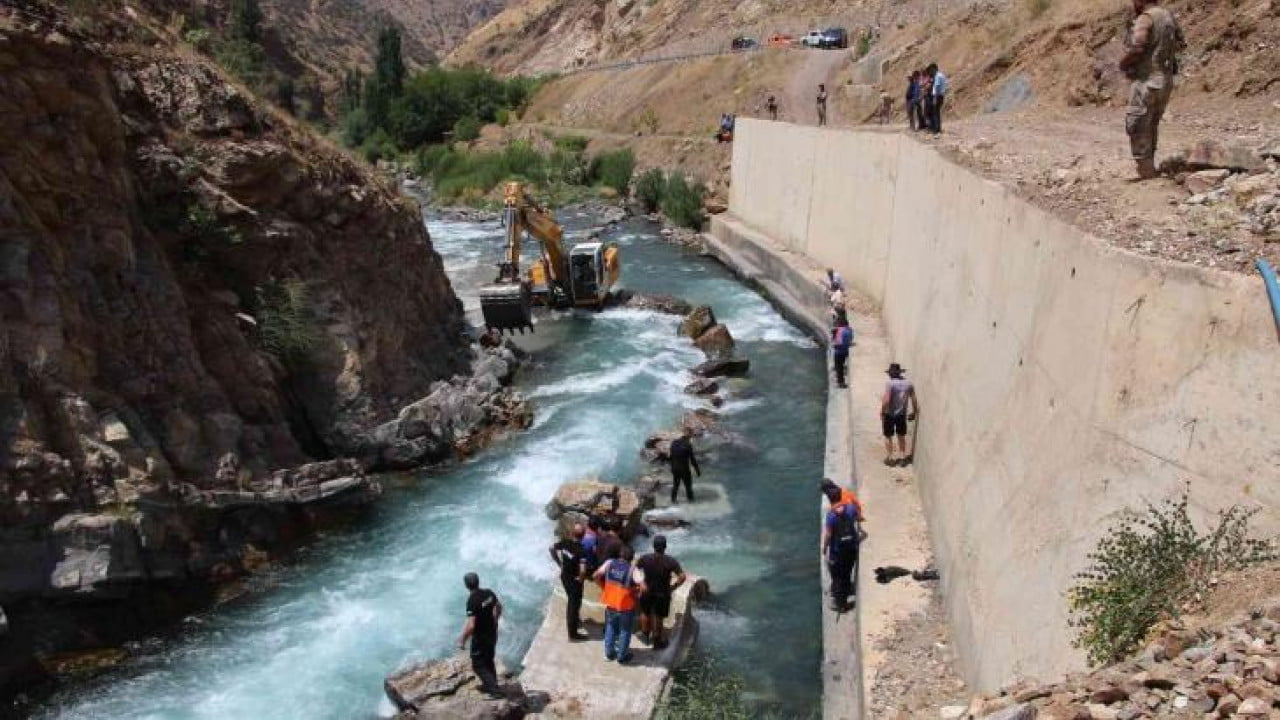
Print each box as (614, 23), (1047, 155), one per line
(457, 572), (504, 697)
(594, 545), (640, 663)
(669, 431), (701, 503)
(822, 485), (861, 612)
(831, 318), (854, 389)
(816, 84), (829, 126)
(881, 362), (918, 466)
(636, 535), (686, 650)
(550, 523), (590, 641)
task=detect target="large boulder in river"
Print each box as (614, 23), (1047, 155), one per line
(384, 656), (540, 719)
(693, 358), (750, 378)
(684, 377), (719, 396)
(545, 481), (646, 539)
(678, 306), (717, 339)
(693, 324), (735, 360)
(609, 289), (693, 315)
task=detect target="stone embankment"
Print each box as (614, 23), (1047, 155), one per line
(954, 600), (1280, 720)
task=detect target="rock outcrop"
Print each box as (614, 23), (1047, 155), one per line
(545, 481), (646, 540)
(385, 656), (546, 720)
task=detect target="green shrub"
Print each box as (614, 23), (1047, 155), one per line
(495, 108), (512, 127)
(342, 107), (372, 147)
(657, 657), (755, 720)
(452, 115), (482, 142)
(661, 173), (706, 230)
(589, 148), (636, 196)
(635, 168), (666, 213)
(183, 27), (212, 51)
(553, 135), (590, 154)
(255, 280), (321, 366)
(1025, 0), (1052, 19)
(215, 38), (266, 86)
(856, 33), (872, 60)
(1068, 488), (1276, 666)
(360, 128), (399, 164)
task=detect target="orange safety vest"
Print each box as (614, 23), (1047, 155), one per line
(599, 559), (638, 612)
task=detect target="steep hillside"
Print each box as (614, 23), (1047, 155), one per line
(365, 0), (509, 54)
(0, 0), (528, 699)
(447, 0), (943, 74)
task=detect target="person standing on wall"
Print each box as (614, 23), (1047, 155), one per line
(831, 319), (854, 389)
(822, 484), (862, 612)
(824, 268), (845, 293)
(920, 70), (935, 134)
(926, 63), (948, 133)
(457, 572), (504, 698)
(881, 362), (918, 466)
(594, 544), (640, 663)
(767, 95), (779, 121)
(636, 534), (686, 649)
(905, 71), (923, 131)
(549, 524), (590, 641)
(816, 84), (828, 126)
(1119, 0), (1184, 180)
(669, 431), (701, 503)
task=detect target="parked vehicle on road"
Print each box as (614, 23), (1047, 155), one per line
(800, 30), (824, 48)
(731, 36), (758, 50)
(765, 33), (795, 48)
(819, 27), (849, 49)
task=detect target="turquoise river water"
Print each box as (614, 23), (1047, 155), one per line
(39, 209), (826, 719)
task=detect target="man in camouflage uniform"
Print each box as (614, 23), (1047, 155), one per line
(1119, 0), (1185, 180)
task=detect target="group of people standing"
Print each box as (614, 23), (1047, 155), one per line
(905, 63), (948, 133)
(550, 521), (687, 665)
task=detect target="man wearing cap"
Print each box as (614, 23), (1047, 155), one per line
(636, 535), (686, 649)
(881, 363), (918, 466)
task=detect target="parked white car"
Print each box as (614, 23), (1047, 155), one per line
(800, 30), (824, 48)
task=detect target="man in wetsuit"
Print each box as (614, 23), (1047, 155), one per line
(550, 524), (590, 641)
(636, 535), (686, 649)
(456, 572), (504, 697)
(668, 431), (701, 503)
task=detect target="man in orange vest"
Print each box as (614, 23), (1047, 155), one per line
(593, 544), (640, 663)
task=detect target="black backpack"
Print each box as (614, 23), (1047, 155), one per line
(831, 505), (859, 550)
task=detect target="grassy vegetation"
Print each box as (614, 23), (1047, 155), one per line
(1068, 488), (1276, 666)
(255, 279), (322, 366)
(416, 140), (635, 207)
(659, 173), (707, 230)
(635, 168), (667, 213)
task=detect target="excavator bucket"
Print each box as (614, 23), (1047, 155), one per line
(479, 282), (533, 333)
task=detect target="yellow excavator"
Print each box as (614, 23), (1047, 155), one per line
(479, 182), (621, 333)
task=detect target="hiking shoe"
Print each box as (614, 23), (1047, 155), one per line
(618, 653), (634, 664)
(605, 654), (616, 662)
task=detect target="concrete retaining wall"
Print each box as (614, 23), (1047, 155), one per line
(716, 118), (1280, 690)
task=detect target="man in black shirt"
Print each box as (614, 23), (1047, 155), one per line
(457, 572), (503, 697)
(636, 535), (686, 649)
(668, 432), (701, 503)
(549, 523), (590, 641)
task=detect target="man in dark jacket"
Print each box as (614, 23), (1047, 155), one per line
(549, 524), (590, 641)
(668, 431), (701, 503)
(457, 572), (504, 697)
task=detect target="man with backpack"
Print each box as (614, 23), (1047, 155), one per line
(821, 485), (861, 612)
(593, 544), (640, 663)
(831, 319), (854, 389)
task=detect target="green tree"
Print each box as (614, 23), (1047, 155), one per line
(228, 0), (263, 44)
(341, 69), (364, 115)
(365, 27), (405, 131)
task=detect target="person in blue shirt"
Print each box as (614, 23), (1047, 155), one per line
(821, 485), (862, 612)
(905, 71), (925, 131)
(926, 63), (949, 133)
(831, 319), (854, 389)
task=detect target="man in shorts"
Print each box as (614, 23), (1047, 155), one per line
(881, 362), (918, 466)
(636, 535), (686, 649)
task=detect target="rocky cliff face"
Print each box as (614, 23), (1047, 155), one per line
(0, 3), (523, 699)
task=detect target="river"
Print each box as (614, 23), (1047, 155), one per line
(38, 208), (826, 719)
